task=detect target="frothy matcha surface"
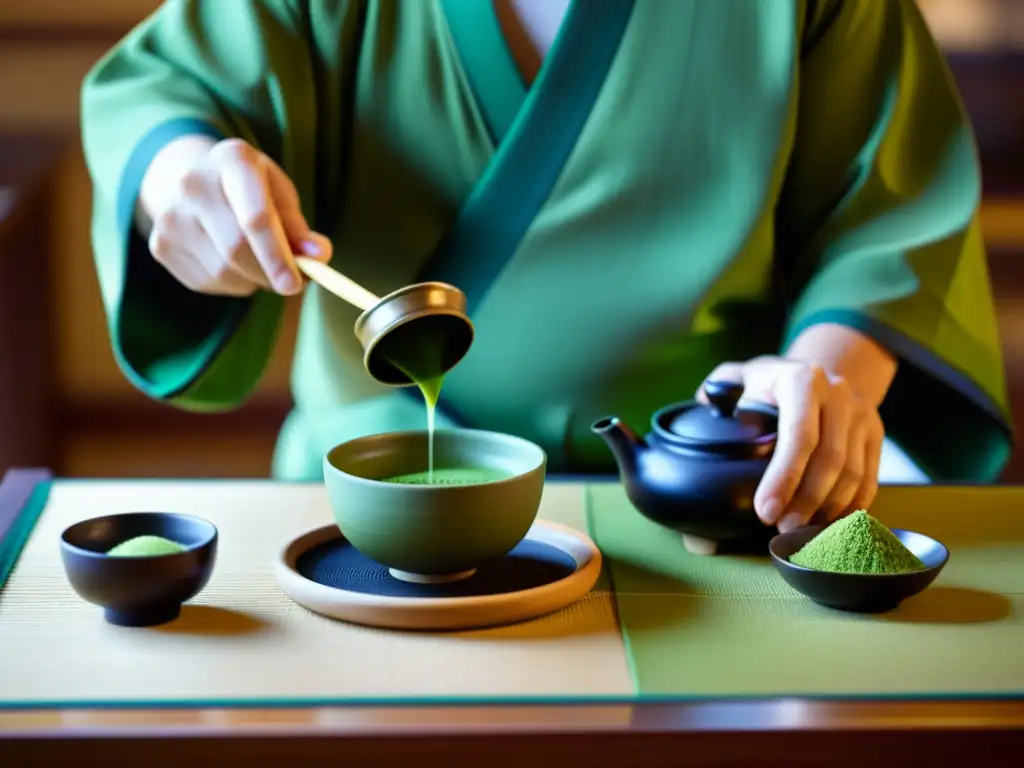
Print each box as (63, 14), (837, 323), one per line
(789, 509), (926, 574)
(382, 468), (510, 486)
(106, 535), (186, 557)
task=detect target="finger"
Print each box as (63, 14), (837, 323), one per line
(151, 239), (255, 297)
(263, 157), (312, 245)
(849, 417), (884, 512)
(777, 381), (854, 533)
(199, 264), (260, 296)
(181, 180), (274, 289)
(811, 408), (868, 526)
(263, 157), (333, 265)
(298, 231), (334, 262)
(219, 152), (301, 295)
(264, 155), (301, 210)
(729, 355), (792, 403)
(279, 209), (333, 266)
(210, 229), (272, 290)
(156, 200), (268, 291)
(148, 211), (222, 293)
(696, 361), (745, 403)
(149, 227), (205, 291)
(753, 366), (824, 526)
(178, 165), (271, 288)
(190, 237), (262, 297)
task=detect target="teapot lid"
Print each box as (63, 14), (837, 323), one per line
(661, 381), (777, 453)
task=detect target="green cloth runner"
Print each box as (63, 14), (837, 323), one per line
(585, 483), (1024, 698)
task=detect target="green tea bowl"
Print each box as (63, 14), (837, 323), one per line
(323, 429), (547, 584)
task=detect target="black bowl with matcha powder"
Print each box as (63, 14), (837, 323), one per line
(770, 510), (949, 613)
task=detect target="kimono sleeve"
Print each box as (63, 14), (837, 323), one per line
(81, 0), (326, 412)
(777, 0), (1012, 482)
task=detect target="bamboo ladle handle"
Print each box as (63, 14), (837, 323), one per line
(294, 256), (381, 312)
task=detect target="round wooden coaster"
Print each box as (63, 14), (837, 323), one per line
(275, 520), (602, 631)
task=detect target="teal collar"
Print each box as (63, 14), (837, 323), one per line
(424, 0), (636, 313)
(440, 0), (529, 144)
(411, 0), (634, 426)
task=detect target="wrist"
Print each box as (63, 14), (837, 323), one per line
(135, 134), (219, 235)
(784, 322), (897, 407)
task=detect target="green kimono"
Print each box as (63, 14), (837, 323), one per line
(81, 0), (1011, 482)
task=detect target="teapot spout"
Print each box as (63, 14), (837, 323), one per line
(591, 417), (646, 477)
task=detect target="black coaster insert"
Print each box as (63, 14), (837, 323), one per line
(295, 538), (577, 598)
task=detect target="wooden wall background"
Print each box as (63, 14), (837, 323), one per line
(0, 0), (1023, 479)
(0, 1), (300, 477)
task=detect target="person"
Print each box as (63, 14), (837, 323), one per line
(81, 0), (1011, 538)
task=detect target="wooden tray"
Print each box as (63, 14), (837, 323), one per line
(276, 520), (602, 631)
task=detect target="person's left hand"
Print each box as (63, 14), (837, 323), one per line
(697, 355), (885, 534)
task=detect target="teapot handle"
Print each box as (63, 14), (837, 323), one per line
(703, 380), (744, 418)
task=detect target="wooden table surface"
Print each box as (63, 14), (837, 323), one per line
(1, 476), (1023, 766)
(2, 699), (1023, 766)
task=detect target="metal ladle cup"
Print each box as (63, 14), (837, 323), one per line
(295, 258), (474, 386)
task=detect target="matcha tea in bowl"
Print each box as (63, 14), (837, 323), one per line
(293, 262), (602, 625)
(322, 429), (547, 584)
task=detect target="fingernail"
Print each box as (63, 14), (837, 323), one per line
(758, 497), (782, 525)
(777, 512), (805, 533)
(300, 234), (332, 261)
(276, 270), (300, 295)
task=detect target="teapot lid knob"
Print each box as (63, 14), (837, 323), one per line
(659, 379), (778, 452)
(703, 380), (745, 418)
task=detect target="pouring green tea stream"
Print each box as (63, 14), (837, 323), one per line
(380, 345), (444, 483)
(375, 319), (510, 484)
(296, 257), (475, 482)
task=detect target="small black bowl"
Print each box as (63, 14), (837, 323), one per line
(60, 512), (218, 627)
(769, 525), (949, 613)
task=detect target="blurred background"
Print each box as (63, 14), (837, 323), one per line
(0, 0), (1022, 480)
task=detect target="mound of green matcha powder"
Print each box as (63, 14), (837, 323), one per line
(789, 509), (926, 574)
(106, 535), (186, 558)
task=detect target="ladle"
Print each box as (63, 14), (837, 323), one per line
(295, 257), (474, 386)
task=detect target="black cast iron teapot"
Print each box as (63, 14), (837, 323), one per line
(592, 381), (779, 545)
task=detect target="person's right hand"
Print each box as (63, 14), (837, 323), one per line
(144, 137), (332, 297)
